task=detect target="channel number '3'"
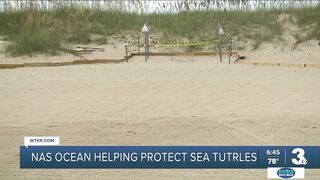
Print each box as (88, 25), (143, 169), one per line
(292, 148), (308, 165)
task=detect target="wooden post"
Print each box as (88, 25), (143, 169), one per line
(228, 39), (233, 64)
(146, 33), (149, 60)
(219, 40), (222, 63)
(144, 32), (147, 62)
(125, 43), (128, 63)
(138, 38), (140, 55)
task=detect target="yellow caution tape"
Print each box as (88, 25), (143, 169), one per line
(153, 40), (210, 47)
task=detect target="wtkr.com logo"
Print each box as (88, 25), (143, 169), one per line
(24, 136), (59, 148)
(268, 148), (307, 179)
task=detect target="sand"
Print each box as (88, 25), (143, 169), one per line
(240, 40), (320, 64)
(0, 56), (320, 179)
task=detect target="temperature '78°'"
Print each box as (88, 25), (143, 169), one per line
(267, 158), (279, 165)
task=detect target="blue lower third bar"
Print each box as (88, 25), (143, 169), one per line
(20, 146), (320, 169)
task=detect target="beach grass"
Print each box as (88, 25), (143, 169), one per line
(0, 2), (319, 56)
(286, 5), (320, 40)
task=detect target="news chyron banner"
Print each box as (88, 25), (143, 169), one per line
(21, 146), (320, 168)
(21, 137), (319, 169)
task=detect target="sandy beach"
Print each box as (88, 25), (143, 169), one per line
(0, 56), (319, 179)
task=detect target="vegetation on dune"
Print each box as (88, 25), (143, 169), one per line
(5, 30), (61, 56)
(0, 1), (319, 56)
(286, 5), (320, 41)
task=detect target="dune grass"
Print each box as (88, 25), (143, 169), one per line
(5, 30), (61, 56)
(286, 5), (320, 40)
(0, 4), (319, 56)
